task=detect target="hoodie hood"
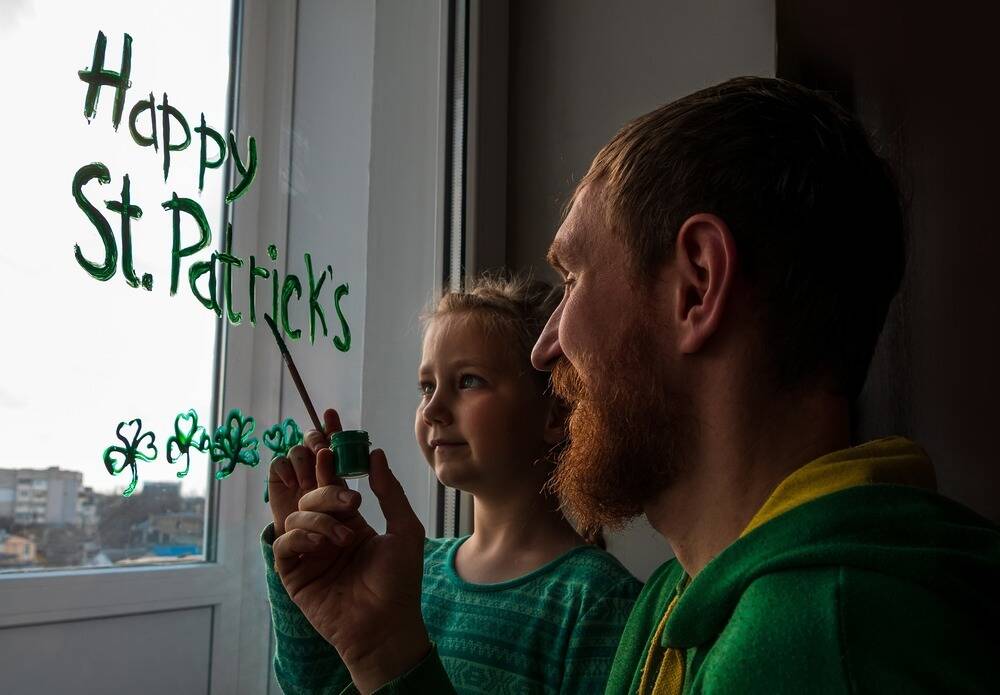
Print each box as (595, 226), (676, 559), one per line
(663, 437), (1000, 649)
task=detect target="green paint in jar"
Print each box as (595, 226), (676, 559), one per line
(330, 429), (371, 478)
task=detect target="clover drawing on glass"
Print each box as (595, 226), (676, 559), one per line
(103, 418), (158, 497)
(210, 408), (260, 480)
(262, 418), (304, 459)
(262, 417), (304, 502)
(166, 409), (211, 478)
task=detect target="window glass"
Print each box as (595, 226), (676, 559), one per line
(0, 0), (234, 571)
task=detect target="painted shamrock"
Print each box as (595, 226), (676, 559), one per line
(103, 418), (158, 497)
(262, 418), (304, 458)
(165, 409), (211, 478)
(209, 408), (260, 480)
(261, 418), (304, 502)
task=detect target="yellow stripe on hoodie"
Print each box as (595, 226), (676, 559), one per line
(638, 593), (684, 695)
(741, 436), (936, 538)
(640, 436), (936, 695)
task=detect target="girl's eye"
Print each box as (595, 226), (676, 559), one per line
(562, 275), (576, 289)
(459, 374), (485, 389)
(419, 382), (434, 396)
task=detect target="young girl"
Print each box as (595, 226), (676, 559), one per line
(262, 274), (641, 693)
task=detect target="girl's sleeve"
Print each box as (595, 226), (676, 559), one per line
(261, 523), (352, 695)
(338, 646), (456, 695)
(263, 526), (456, 695)
(560, 576), (644, 694)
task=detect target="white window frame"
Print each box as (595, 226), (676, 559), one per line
(0, 2), (272, 691)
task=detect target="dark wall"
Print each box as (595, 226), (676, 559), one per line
(778, 1), (1000, 521)
(505, 0), (775, 278)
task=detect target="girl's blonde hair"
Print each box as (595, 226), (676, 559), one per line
(423, 271), (606, 549)
(424, 272), (562, 392)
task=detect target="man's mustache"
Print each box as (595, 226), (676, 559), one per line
(550, 356), (587, 404)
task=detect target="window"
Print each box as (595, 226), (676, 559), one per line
(1, 1), (454, 691)
(0, 1), (234, 572)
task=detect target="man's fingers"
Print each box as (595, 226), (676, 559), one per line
(305, 408), (343, 454)
(369, 449), (424, 538)
(316, 448), (345, 488)
(272, 527), (323, 559)
(286, 510), (355, 546)
(269, 456), (297, 489)
(323, 408), (343, 436)
(288, 445), (317, 490)
(305, 429), (328, 454)
(298, 484), (361, 516)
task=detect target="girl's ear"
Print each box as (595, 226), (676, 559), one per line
(542, 396), (570, 447)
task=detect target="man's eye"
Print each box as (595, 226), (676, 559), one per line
(419, 382), (434, 396)
(459, 374), (485, 389)
(562, 275), (576, 289)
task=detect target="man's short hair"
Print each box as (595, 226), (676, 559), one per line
(580, 76), (905, 399)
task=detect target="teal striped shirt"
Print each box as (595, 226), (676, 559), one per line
(262, 525), (641, 694)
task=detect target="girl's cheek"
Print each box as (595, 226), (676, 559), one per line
(470, 394), (517, 438)
(465, 392), (497, 420)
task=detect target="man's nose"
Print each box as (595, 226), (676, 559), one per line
(531, 309), (563, 371)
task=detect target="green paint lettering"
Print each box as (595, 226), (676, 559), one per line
(72, 162), (116, 282)
(78, 32), (132, 130)
(157, 93), (191, 182)
(128, 92), (158, 150)
(248, 255), (269, 325)
(226, 131), (258, 203)
(218, 223), (243, 324)
(104, 173), (150, 290)
(305, 253), (328, 344)
(195, 113), (227, 192)
(270, 245), (280, 330)
(163, 193), (212, 295)
(189, 255), (221, 317)
(333, 282), (351, 353)
(281, 274), (302, 340)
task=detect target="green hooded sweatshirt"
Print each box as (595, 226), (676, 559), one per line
(344, 437), (1000, 693)
(606, 436), (1000, 694)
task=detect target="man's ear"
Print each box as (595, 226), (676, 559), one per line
(669, 213), (738, 354)
(542, 395), (570, 448)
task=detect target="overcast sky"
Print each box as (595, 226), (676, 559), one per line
(0, 1), (234, 497)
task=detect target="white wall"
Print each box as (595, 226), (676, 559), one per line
(503, 0), (776, 580)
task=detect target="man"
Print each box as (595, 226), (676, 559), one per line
(273, 77), (1000, 693)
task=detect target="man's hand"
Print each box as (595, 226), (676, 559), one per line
(268, 409), (342, 536)
(272, 410), (430, 694)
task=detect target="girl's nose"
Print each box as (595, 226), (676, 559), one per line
(422, 390), (453, 426)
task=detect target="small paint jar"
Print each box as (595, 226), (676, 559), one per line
(330, 430), (371, 478)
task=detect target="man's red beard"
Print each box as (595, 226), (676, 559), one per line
(548, 320), (689, 531)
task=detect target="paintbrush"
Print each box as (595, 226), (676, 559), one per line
(263, 313), (325, 433)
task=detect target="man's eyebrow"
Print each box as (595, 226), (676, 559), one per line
(547, 239), (574, 271)
(546, 243), (564, 271)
